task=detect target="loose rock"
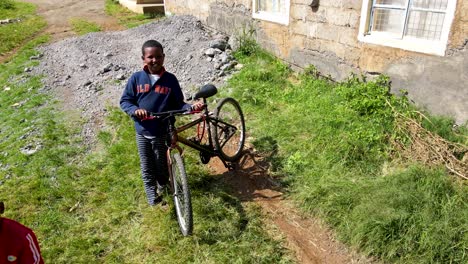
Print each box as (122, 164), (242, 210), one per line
(101, 63), (113, 74)
(20, 144), (41, 155)
(205, 48), (216, 57)
(235, 64), (244, 70)
(209, 39), (228, 51)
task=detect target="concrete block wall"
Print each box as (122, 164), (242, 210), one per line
(205, 2), (253, 36)
(450, 0), (468, 50)
(286, 0), (364, 79)
(165, 0), (468, 123)
(164, 0), (213, 18)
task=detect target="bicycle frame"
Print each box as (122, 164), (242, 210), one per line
(164, 98), (237, 170)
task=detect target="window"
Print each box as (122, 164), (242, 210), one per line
(252, 0), (290, 25)
(358, 0), (458, 55)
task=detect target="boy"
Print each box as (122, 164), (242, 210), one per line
(0, 201), (44, 264)
(120, 40), (202, 206)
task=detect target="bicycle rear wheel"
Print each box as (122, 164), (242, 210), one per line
(212, 97), (245, 162)
(170, 152), (193, 236)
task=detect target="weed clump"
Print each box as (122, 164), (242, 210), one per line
(234, 25), (260, 57)
(0, 0), (15, 10)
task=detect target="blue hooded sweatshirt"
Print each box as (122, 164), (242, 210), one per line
(120, 66), (190, 136)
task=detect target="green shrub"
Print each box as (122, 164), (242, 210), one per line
(0, 0), (15, 10)
(235, 26), (259, 57)
(336, 74), (410, 118)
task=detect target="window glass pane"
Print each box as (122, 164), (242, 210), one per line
(405, 10), (445, 40)
(257, 0), (286, 14)
(375, 0), (407, 6)
(372, 8), (406, 35)
(411, 0), (448, 10)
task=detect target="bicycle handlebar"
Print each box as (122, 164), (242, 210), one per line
(149, 108), (188, 117)
(141, 108), (204, 121)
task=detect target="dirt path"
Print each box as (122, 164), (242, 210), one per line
(210, 151), (375, 264)
(22, 0), (124, 42)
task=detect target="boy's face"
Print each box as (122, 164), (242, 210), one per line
(142, 47), (165, 74)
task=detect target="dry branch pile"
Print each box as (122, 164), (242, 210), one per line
(392, 113), (468, 180)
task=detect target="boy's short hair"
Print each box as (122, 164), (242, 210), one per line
(142, 40), (164, 56)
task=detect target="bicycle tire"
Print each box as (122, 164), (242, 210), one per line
(170, 152), (193, 236)
(212, 97), (246, 162)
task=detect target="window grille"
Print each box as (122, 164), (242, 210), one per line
(369, 0), (448, 41)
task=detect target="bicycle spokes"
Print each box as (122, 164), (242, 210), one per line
(171, 152), (193, 236)
(213, 98), (245, 162)
(215, 122), (237, 149)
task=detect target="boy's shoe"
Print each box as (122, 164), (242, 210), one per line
(159, 201), (169, 211)
(153, 195), (167, 206)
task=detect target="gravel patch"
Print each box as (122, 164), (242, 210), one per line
(32, 15), (242, 146)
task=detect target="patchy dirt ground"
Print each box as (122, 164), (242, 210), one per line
(25, 1), (375, 263)
(22, 0), (124, 42)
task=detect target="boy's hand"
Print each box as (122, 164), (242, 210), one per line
(191, 102), (204, 111)
(134, 109), (148, 119)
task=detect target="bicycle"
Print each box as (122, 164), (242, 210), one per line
(144, 84), (245, 236)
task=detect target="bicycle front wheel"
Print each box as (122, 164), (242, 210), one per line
(171, 152), (193, 236)
(212, 97), (246, 162)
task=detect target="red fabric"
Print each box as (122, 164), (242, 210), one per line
(0, 218), (44, 264)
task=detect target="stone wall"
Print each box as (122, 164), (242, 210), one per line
(165, 0), (468, 123)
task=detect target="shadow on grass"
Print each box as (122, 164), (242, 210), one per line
(208, 135), (285, 203)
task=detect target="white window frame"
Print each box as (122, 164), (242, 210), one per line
(358, 0), (458, 56)
(252, 0), (290, 25)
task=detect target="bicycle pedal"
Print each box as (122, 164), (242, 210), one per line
(188, 136), (200, 143)
(199, 151), (211, 164)
(226, 163), (236, 171)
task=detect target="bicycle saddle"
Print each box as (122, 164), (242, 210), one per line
(189, 84), (218, 100)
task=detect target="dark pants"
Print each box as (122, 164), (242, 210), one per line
(136, 133), (169, 205)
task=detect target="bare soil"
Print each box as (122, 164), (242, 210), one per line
(22, 1), (375, 263)
(22, 0), (124, 42)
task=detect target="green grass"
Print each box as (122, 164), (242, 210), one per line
(69, 18), (101, 35)
(105, 0), (164, 28)
(0, 0), (46, 55)
(2, 8), (466, 262)
(0, 38), (292, 263)
(224, 50), (468, 263)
